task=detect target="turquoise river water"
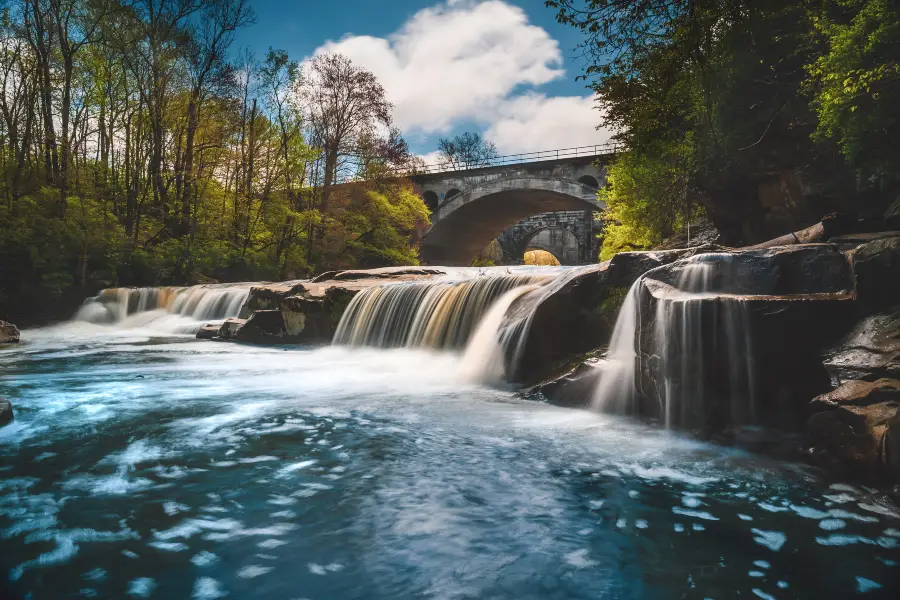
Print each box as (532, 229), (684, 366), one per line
(1, 323), (899, 599)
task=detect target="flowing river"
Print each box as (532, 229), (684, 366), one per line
(1, 288), (900, 598)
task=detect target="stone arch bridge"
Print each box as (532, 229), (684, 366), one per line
(411, 150), (613, 266)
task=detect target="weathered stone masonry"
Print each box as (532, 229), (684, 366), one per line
(411, 155), (610, 265)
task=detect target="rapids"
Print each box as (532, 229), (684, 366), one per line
(74, 284), (252, 334)
(2, 326), (899, 599)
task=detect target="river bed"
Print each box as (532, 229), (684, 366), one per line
(1, 325), (899, 599)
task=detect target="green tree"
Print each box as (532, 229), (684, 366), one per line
(808, 0), (900, 182)
(549, 0), (886, 252)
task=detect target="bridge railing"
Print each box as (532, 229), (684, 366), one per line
(402, 142), (623, 175)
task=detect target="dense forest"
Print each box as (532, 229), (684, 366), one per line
(3, 0), (898, 324)
(549, 0), (900, 259)
(0, 0), (429, 324)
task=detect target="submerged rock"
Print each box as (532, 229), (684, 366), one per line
(806, 378), (900, 481)
(0, 321), (20, 343)
(522, 355), (603, 409)
(196, 324), (220, 340)
(217, 317), (246, 340)
(0, 397), (13, 426)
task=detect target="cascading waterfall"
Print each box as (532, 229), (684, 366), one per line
(593, 253), (757, 428)
(333, 274), (550, 351)
(460, 284), (542, 383)
(74, 284), (251, 334)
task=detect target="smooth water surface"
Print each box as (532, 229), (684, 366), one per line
(1, 326), (899, 599)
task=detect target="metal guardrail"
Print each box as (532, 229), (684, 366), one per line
(403, 142), (622, 175)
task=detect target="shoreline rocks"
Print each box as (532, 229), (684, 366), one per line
(805, 378), (900, 482)
(1, 321), (20, 344)
(199, 266), (451, 344)
(0, 398), (13, 426)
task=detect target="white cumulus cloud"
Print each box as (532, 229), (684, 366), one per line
(311, 0), (614, 157)
(486, 94), (615, 155)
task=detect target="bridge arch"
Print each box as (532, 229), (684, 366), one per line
(522, 227), (580, 265)
(421, 176), (602, 266)
(422, 190), (441, 212)
(422, 191), (439, 211)
(578, 174), (600, 188)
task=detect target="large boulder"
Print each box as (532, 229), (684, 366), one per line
(196, 323), (220, 340)
(510, 248), (703, 383)
(232, 266), (450, 344)
(280, 286), (358, 343)
(1, 321), (20, 344)
(521, 355), (603, 409)
(824, 305), (900, 381)
(217, 317), (246, 340)
(630, 244), (856, 430)
(843, 232), (900, 310)
(239, 281), (306, 318)
(235, 310), (287, 343)
(0, 397), (13, 426)
(805, 378), (900, 481)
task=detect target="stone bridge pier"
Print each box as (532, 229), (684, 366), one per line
(496, 211), (596, 264)
(411, 154), (611, 266)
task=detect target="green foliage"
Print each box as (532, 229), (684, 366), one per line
(0, 0), (430, 323)
(471, 258), (496, 267)
(597, 286), (629, 326)
(599, 138), (695, 260)
(808, 0), (900, 179)
(552, 0), (898, 251)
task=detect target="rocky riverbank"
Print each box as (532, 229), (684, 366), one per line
(531, 227), (900, 485)
(183, 216), (900, 485)
(0, 320), (19, 344)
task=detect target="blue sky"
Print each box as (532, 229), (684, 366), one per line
(235, 0), (614, 160)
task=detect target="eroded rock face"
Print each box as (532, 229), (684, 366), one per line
(824, 306), (900, 381)
(235, 310), (286, 342)
(0, 397), (13, 426)
(196, 324), (220, 340)
(806, 378), (900, 481)
(632, 244), (856, 430)
(846, 233), (900, 309)
(217, 318), (246, 340)
(521, 356), (602, 409)
(512, 248), (702, 383)
(226, 266), (452, 344)
(1, 321), (20, 344)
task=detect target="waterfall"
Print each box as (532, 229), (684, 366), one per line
(74, 284), (251, 334)
(593, 253), (756, 428)
(333, 274), (551, 361)
(460, 284), (541, 383)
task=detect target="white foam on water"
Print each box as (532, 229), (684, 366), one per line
(75, 285), (251, 335)
(237, 565), (273, 579)
(819, 519), (846, 531)
(856, 577), (882, 593)
(193, 576), (227, 599)
(752, 529), (786, 552)
(672, 506), (719, 521)
(191, 551), (219, 567)
(564, 549), (598, 568)
(128, 577), (156, 598)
